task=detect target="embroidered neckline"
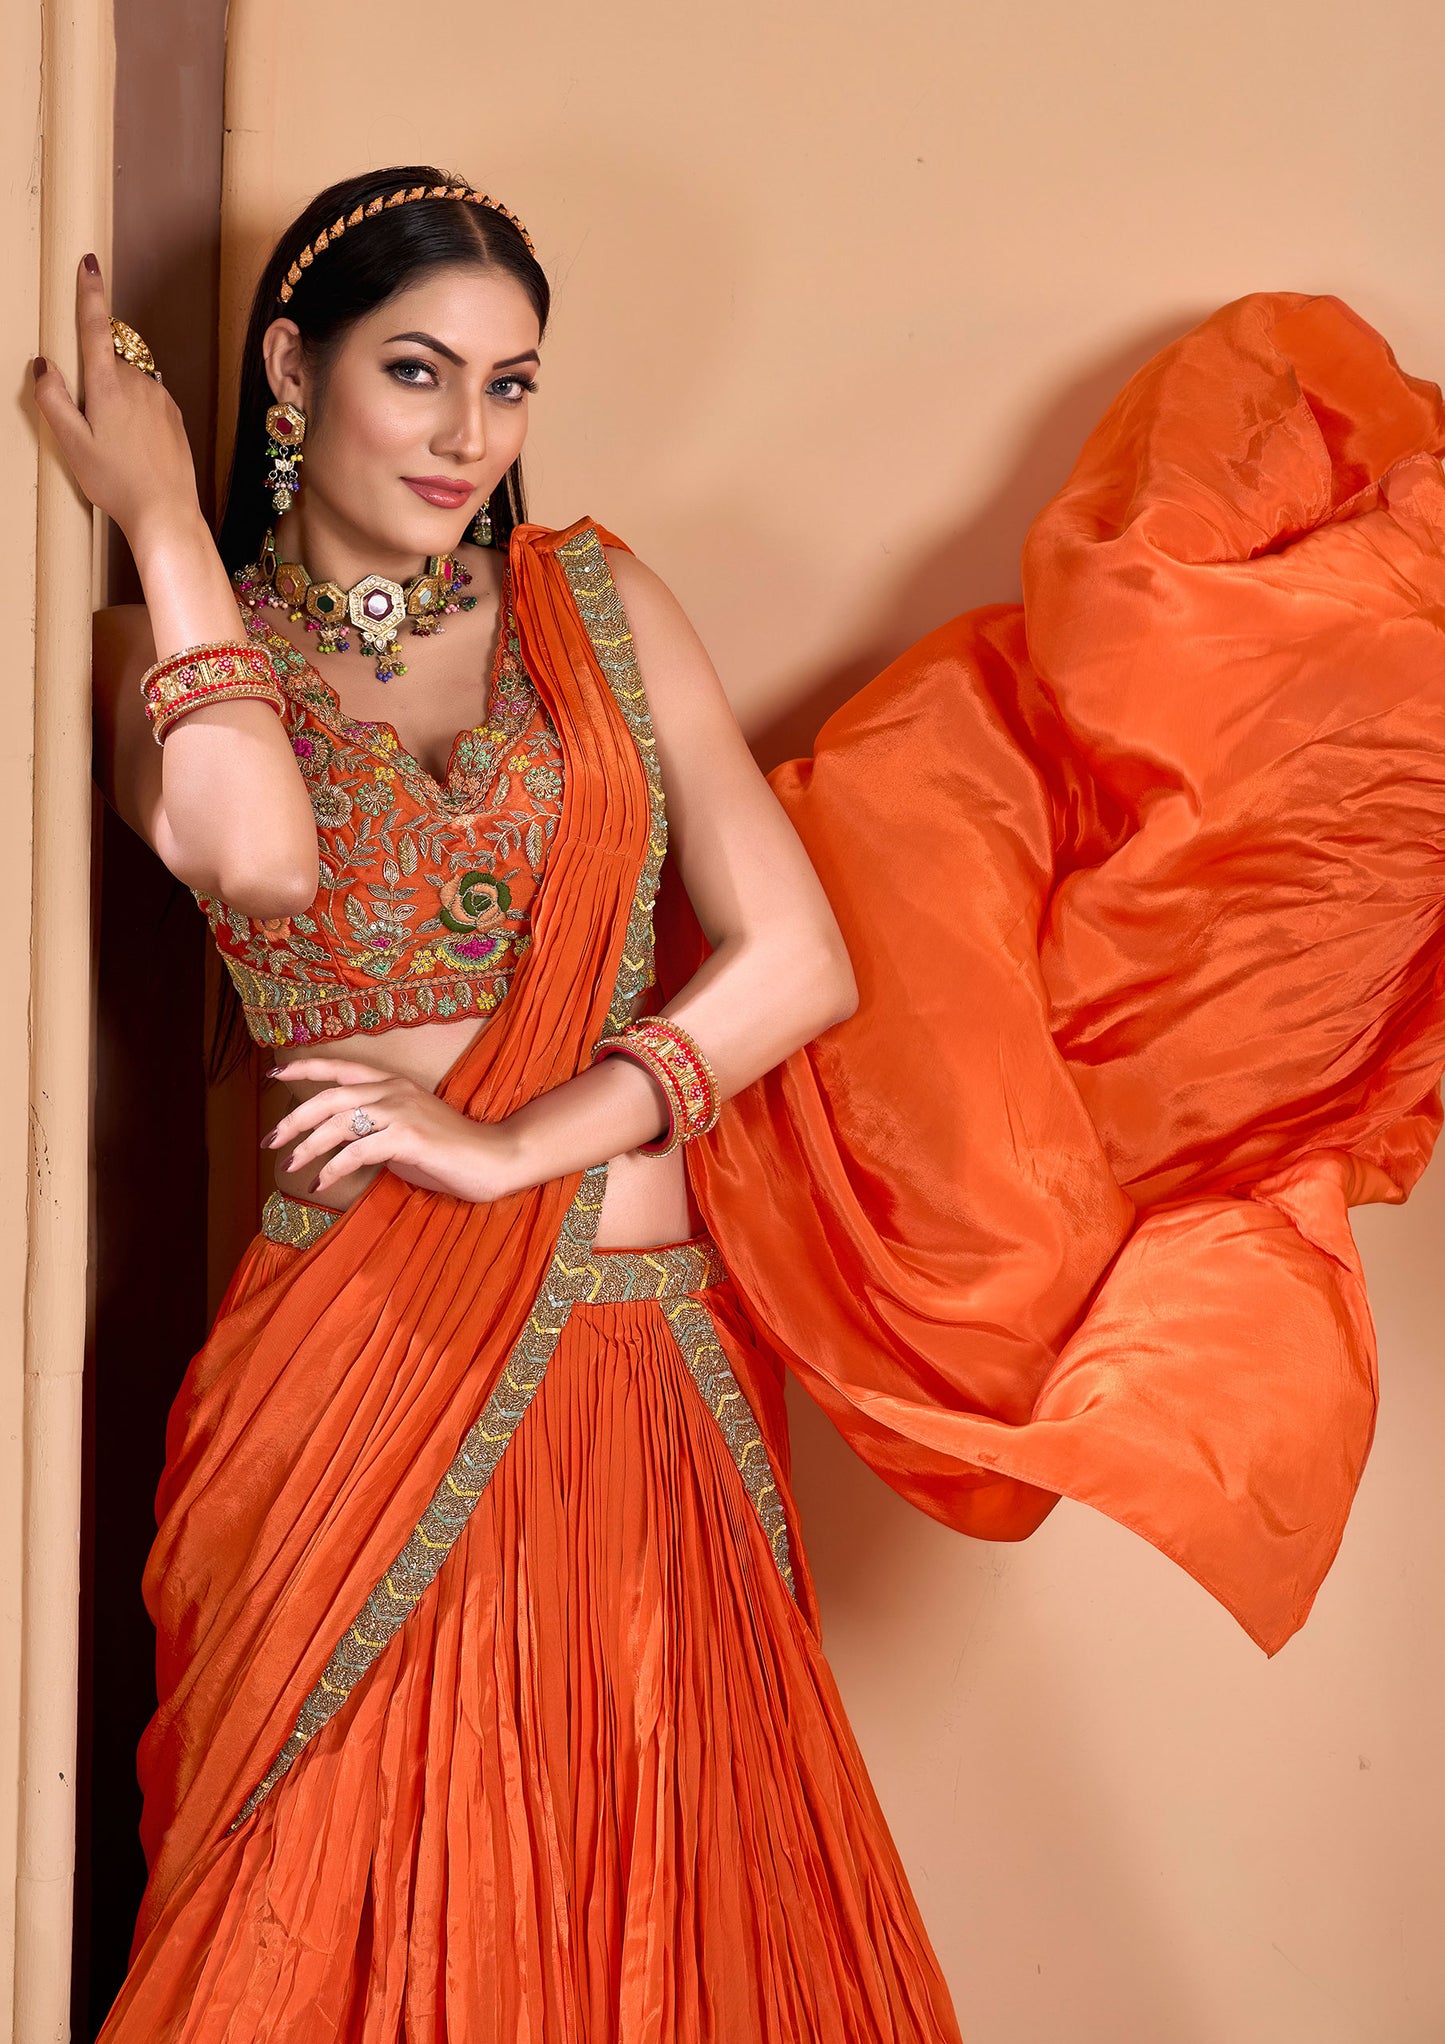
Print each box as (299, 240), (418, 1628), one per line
(242, 562), (536, 818)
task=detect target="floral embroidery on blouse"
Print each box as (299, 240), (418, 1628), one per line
(195, 570), (565, 1047)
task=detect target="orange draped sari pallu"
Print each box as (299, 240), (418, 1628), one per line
(690, 289), (1445, 1660)
(107, 289), (1445, 2041)
(101, 527), (965, 2043)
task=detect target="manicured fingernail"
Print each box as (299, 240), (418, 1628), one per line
(32, 356), (44, 380)
(82, 253), (99, 275)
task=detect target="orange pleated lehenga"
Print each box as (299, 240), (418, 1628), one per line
(99, 290), (1445, 2040)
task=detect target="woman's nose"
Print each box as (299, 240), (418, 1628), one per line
(434, 386), (487, 465)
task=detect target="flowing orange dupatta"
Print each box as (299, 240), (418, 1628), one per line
(105, 523), (807, 2008)
(688, 290), (1445, 1658)
(105, 291), (1445, 2033)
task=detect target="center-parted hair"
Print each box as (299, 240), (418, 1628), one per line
(216, 165), (550, 572)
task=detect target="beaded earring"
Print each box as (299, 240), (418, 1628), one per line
(469, 493), (494, 547)
(264, 402), (306, 515)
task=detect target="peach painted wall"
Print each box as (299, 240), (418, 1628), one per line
(6, 2), (113, 2036)
(219, 3), (1445, 2035)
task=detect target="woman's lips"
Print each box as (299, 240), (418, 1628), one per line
(402, 477), (476, 509)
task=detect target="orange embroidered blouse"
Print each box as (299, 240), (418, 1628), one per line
(197, 568), (565, 1047)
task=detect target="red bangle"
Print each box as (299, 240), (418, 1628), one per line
(140, 639), (286, 743)
(593, 1017), (720, 1156)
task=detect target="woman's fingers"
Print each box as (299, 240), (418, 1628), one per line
(284, 1103), (397, 1171)
(264, 1080), (391, 1150)
(273, 1058), (393, 1088)
(76, 253), (117, 391)
(311, 1132), (390, 1194)
(31, 356), (94, 470)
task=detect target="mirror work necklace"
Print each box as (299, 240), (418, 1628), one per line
(234, 528), (478, 682)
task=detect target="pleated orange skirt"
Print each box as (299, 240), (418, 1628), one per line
(115, 1235), (965, 2043)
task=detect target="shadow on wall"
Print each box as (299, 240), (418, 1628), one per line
(83, 224), (222, 2040)
(751, 308), (1212, 773)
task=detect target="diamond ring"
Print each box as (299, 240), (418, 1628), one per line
(350, 1108), (376, 1137)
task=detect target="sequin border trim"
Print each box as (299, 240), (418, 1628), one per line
(230, 1206), (753, 1828)
(554, 529), (667, 1032)
(664, 1298), (797, 1599)
(232, 1165), (606, 1829)
(231, 529), (684, 1831)
(260, 1189), (338, 1252)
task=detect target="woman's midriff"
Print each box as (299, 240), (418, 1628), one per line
(269, 1015), (701, 1249)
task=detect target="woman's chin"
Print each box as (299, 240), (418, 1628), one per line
(390, 503), (475, 556)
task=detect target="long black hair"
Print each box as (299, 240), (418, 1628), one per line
(216, 164), (550, 573)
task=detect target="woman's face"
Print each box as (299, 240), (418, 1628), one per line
(262, 261), (541, 565)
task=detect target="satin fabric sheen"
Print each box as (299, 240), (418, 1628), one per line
(101, 291), (1445, 2039)
(99, 523), (965, 2041)
(110, 523), (661, 1966)
(688, 289), (1445, 1657)
(103, 1246), (961, 2042)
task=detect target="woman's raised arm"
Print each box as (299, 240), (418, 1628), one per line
(36, 254), (318, 918)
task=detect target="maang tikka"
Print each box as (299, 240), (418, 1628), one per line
(264, 402), (306, 515)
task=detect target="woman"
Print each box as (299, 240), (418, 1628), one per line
(39, 164), (1445, 2036)
(48, 167), (965, 2040)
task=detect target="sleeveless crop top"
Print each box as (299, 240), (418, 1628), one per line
(198, 566), (566, 1047)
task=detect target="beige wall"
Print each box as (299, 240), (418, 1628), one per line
(4, 1), (112, 2040)
(0, 11), (42, 2026)
(218, 3), (1445, 2035)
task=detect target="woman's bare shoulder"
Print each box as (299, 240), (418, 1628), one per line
(601, 543), (662, 600)
(600, 545), (697, 654)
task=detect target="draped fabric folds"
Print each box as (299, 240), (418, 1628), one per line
(101, 523), (964, 2042)
(102, 289), (1445, 2040)
(123, 522), (657, 1953)
(687, 289), (1445, 1657)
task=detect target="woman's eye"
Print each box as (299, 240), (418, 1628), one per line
(386, 358), (436, 385)
(490, 376), (537, 404)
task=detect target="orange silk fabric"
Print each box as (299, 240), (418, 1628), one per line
(687, 291), (1445, 1657)
(117, 519), (804, 1966)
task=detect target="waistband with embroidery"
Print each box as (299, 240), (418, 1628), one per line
(261, 1188), (725, 1296)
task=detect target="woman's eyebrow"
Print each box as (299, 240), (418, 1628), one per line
(382, 334), (542, 373)
(384, 330), (466, 365)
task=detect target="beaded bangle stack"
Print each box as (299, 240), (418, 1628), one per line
(140, 640), (286, 744)
(593, 1016), (722, 1156)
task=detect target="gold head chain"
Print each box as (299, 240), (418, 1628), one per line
(278, 181), (535, 303)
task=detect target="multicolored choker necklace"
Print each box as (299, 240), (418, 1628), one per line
(234, 529), (479, 682)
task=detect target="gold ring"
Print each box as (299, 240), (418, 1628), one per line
(109, 316), (161, 381)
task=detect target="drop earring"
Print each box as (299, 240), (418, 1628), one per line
(264, 402), (306, 515)
(469, 493), (493, 547)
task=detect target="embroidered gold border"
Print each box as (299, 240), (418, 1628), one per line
(554, 529), (668, 1033)
(221, 959), (507, 1049)
(230, 1210), (746, 1828)
(575, 1238), (725, 1303)
(232, 531), (684, 1830)
(260, 1190), (338, 1252)
(664, 1299), (797, 1599)
(232, 1165), (608, 1829)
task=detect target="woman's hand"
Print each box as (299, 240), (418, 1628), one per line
(33, 254), (203, 545)
(265, 1060), (524, 1204)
